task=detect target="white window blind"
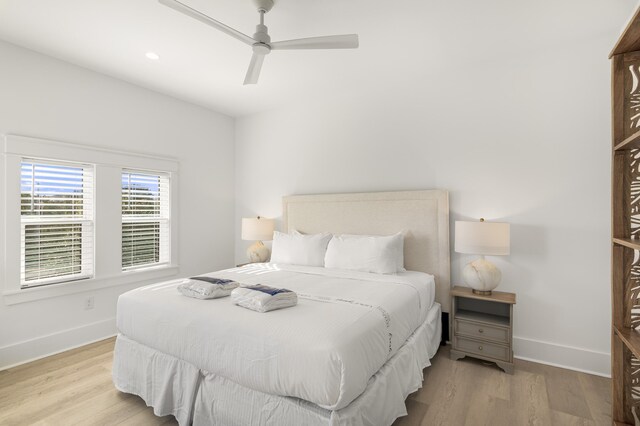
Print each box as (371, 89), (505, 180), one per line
(20, 160), (94, 287)
(121, 170), (170, 270)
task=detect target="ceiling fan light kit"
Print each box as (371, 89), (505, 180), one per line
(158, 0), (359, 85)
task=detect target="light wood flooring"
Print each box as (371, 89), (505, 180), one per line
(0, 337), (611, 425)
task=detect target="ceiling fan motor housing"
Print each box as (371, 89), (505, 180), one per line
(253, 24), (271, 46)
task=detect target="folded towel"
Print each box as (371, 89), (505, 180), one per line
(178, 276), (239, 299)
(231, 284), (298, 313)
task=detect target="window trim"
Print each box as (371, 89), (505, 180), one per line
(3, 265), (179, 305)
(2, 134), (180, 305)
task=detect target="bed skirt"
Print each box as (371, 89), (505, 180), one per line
(112, 302), (441, 426)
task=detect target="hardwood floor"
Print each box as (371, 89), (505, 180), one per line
(395, 346), (611, 426)
(0, 338), (610, 425)
(0, 338), (176, 426)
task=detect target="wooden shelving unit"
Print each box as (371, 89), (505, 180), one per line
(611, 7), (640, 425)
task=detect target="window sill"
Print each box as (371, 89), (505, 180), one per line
(2, 265), (179, 305)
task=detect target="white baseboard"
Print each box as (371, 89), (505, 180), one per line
(514, 336), (610, 378)
(0, 317), (117, 371)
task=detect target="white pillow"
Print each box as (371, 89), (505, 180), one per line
(338, 232), (406, 272)
(324, 233), (405, 274)
(270, 231), (332, 267)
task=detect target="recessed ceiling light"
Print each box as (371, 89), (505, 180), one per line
(145, 52), (160, 61)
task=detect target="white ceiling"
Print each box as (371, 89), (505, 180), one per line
(0, 0), (635, 117)
(0, 0), (412, 117)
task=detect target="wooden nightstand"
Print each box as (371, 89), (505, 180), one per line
(450, 286), (516, 374)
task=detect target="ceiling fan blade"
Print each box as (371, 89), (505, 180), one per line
(244, 53), (266, 85)
(159, 0), (254, 46)
(270, 34), (359, 50)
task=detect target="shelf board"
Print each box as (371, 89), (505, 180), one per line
(615, 326), (640, 360)
(613, 238), (640, 250)
(455, 309), (510, 327)
(614, 130), (640, 151)
(451, 286), (516, 304)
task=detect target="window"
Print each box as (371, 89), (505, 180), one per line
(121, 170), (170, 270)
(4, 135), (179, 304)
(20, 160), (94, 287)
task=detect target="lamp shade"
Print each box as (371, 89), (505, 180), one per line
(455, 220), (510, 256)
(241, 217), (275, 241)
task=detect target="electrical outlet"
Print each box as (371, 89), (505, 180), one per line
(84, 296), (94, 310)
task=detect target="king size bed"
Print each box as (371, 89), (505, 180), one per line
(112, 190), (451, 425)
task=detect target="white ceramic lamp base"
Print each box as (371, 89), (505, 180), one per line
(247, 240), (270, 263)
(462, 257), (502, 295)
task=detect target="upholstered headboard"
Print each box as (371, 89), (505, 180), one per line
(282, 190), (451, 312)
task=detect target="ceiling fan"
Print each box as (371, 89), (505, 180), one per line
(158, 0), (359, 85)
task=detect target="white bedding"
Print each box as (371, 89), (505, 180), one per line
(112, 303), (442, 426)
(116, 263), (435, 411)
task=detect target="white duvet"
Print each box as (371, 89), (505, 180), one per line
(116, 263), (435, 411)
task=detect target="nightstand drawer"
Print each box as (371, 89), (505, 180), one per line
(455, 319), (509, 344)
(454, 336), (510, 362)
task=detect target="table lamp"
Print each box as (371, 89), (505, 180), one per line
(455, 218), (510, 295)
(241, 216), (275, 263)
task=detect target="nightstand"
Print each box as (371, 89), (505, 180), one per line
(450, 286), (516, 374)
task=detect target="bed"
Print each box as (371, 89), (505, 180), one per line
(112, 190), (451, 425)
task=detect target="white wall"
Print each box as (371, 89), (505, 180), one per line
(0, 40), (235, 368)
(235, 1), (637, 376)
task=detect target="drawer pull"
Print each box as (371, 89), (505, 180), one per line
(478, 345), (483, 351)
(478, 328), (484, 333)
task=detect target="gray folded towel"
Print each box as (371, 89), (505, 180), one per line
(231, 284), (298, 312)
(178, 276), (239, 299)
